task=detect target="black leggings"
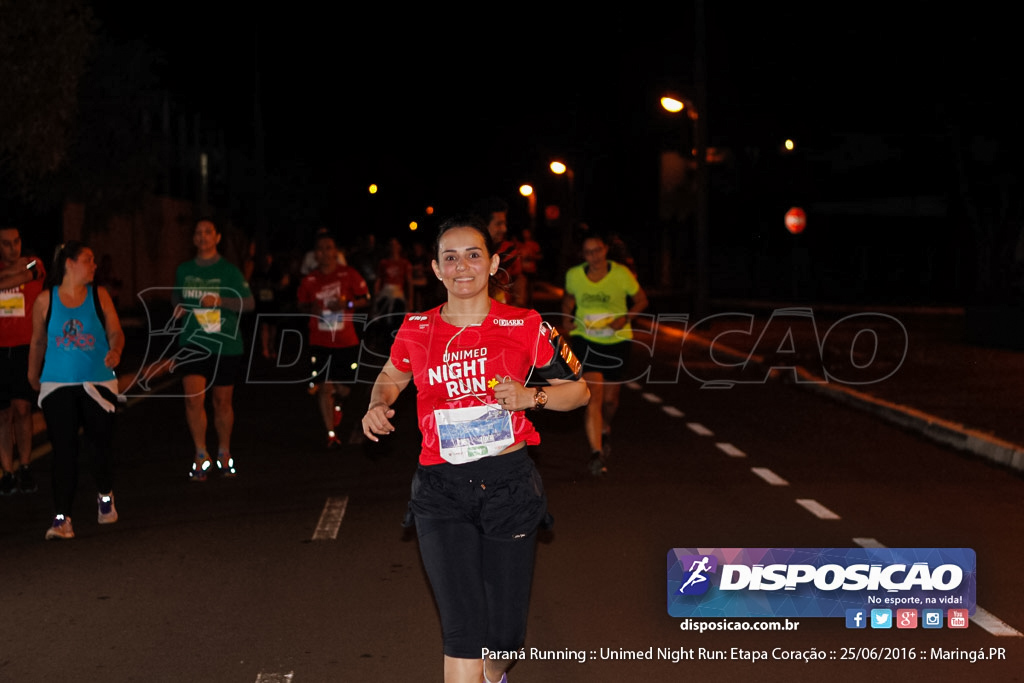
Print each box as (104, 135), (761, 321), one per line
(410, 450), (547, 659)
(42, 385), (117, 516)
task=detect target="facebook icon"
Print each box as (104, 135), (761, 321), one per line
(846, 609), (867, 629)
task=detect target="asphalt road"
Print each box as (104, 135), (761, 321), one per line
(2, 315), (1023, 682)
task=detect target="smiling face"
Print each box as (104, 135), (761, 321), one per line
(431, 226), (500, 300)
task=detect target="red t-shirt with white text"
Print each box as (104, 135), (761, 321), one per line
(389, 300), (556, 466)
(297, 265), (369, 348)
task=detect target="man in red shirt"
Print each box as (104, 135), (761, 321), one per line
(0, 226), (45, 494)
(297, 231), (370, 449)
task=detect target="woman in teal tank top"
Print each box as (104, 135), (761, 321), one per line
(27, 241), (125, 540)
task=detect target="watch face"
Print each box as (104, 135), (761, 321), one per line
(535, 390), (548, 408)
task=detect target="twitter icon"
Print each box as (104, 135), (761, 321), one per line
(870, 609), (893, 629)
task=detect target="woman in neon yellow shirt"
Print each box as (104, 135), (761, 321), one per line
(562, 233), (648, 476)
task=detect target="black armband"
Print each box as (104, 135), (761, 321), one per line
(532, 322), (583, 382)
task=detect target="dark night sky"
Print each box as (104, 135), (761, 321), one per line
(86, 3), (1020, 247)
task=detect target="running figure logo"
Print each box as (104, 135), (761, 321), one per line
(55, 318), (96, 350)
(678, 555), (718, 596)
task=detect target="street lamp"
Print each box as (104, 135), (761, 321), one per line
(549, 160), (576, 274)
(661, 93), (709, 316)
(519, 184), (536, 233)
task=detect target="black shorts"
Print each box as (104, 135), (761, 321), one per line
(175, 346), (243, 387)
(569, 335), (632, 382)
(406, 449), (551, 538)
(0, 345), (35, 403)
(308, 345), (360, 384)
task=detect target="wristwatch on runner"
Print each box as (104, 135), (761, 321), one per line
(532, 389), (548, 410)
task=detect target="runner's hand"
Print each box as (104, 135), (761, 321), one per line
(492, 379), (527, 411)
(362, 402), (396, 441)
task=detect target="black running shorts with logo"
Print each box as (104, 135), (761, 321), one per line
(568, 335), (633, 382)
(406, 448), (551, 536)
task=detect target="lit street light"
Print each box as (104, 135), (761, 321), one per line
(661, 93), (709, 316)
(550, 160), (576, 274)
(519, 184), (536, 232)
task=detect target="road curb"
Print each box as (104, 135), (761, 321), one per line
(676, 322), (1024, 474)
(800, 376), (1024, 473)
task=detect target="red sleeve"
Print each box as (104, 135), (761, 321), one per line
(389, 318), (413, 373)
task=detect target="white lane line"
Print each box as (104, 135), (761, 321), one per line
(853, 538), (1022, 637)
(312, 496), (349, 540)
(662, 405), (685, 418)
(626, 382), (643, 391)
(751, 467), (789, 486)
(641, 392), (663, 404)
(255, 673), (294, 682)
(716, 442), (746, 458)
(973, 607), (1024, 637)
(687, 422), (714, 436)
(852, 537), (885, 548)
(795, 498), (840, 519)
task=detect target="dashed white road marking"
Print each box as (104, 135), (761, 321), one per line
(972, 608), (1023, 637)
(641, 392), (663, 404)
(312, 496), (349, 540)
(795, 498), (840, 519)
(662, 405), (685, 418)
(751, 467), (789, 486)
(255, 673), (294, 683)
(853, 538), (1021, 637)
(716, 442), (746, 457)
(687, 422), (714, 436)
(626, 382), (643, 391)
(852, 537), (885, 548)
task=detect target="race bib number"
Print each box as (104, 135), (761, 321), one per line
(433, 404), (515, 464)
(193, 307), (222, 333)
(317, 311), (346, 333)
(0, 290), (26, 317)
(584, 313), (616, 338)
